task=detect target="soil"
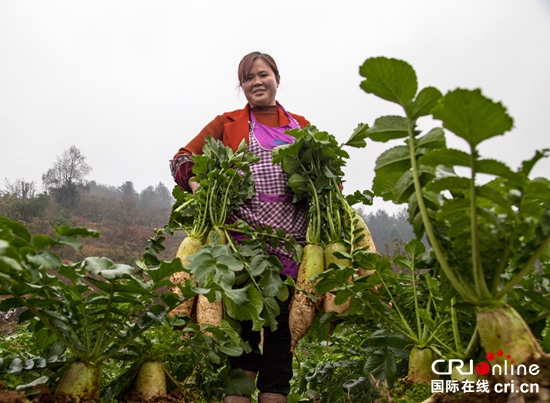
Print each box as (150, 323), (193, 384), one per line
(0, 381), (28, 403)
(122, 389), (194, 403)
(0, 381), (196, 403)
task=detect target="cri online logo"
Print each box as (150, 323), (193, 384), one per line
(476, 350), (512, 376)
(432, 350), (540, 377)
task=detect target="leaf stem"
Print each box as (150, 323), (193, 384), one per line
(405, 117), (478, 304)
(90, 281), (115, 360)
(469, 149), (492, 300)
(7, 291), (88, 362)
(410, 257), (422, 340)
(450, 297), (463, 353)
(463, 326), (479, 359)
(375, 271), (418, 339)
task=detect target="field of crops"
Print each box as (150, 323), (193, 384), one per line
(1, 57), (549, 403)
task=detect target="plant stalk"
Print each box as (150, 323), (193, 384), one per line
(405, 118), (477, 303)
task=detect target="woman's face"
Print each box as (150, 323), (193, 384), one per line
(241, 58), (279, 108)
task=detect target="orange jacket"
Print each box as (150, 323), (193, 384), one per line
(221, 103), (309, 152)
(171, 103), (309, 192)
(174, 103), (309, 158)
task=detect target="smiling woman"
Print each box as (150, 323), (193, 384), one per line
(239, 55), (279, 108)
(169, 51), (310, 403)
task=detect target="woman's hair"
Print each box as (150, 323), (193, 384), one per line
(237, 52), (280, 86)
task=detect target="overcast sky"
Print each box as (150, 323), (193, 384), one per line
(1, 0), (549, 214)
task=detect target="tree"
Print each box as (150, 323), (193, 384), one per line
(119, 181), (138, 227)
(1, 178), (49, 223)
(154, 182), (173, 208)
(140, 182), (173, 209)
(362, 208), (418, 256)
(42, 146), (92, 208)
(2, 178), (37, 199)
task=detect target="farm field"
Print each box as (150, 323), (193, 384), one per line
(1, 56), (550, 403)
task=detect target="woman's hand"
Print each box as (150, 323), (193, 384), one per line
(189, 180), (200, 193)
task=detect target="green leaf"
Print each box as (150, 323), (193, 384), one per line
(345, 123), (369, 148)
(258, 270), (283, 298)
(343, 377), (368, 392)
(84, 258), (134, 280)
(372, 171), (406, 202)
(393, 255), (413, 270)
(261, 296), (281, 332)
(360, 329), (412, 349)
(520, 149), (549, 177)
(224, 368), (256, 397)
(0, 217), (31, 242)
(367, 116), (409, 142)
(407, 87), (443, 120)
(419, 148), (471, 168)
(334, 288), (353, 306)
(315, 267), (355, 295)
(432, 88), (514, 148)
(84, 256), (115, 274)
(0, 297), (25, 311)
(416, 128), (446, 150)
(281, 156), (302, 176)
(223, 287), (250, 306)
(477, 184), (513, 211)
(84, 277), (112, 293)
(146, 258), (184, 283)
(0, 239), (8, 254)
(215, 254), (244, 272)
(112, 277), (150, 294)
(5, 358), (23, 374)
(215, 343), (243, 357)
(523, 290), (550, 310)
(393, 171), (416, 204)
(32, 235), (59, 250)
(475, 159), (516, 181)
(245, 255), (269, 277)
(287, 173), (311, 193)
(55, 225), (100, 238)
(345, 190), (374, 206)
(27, 251), (62, 269)
(375, 145), (411, 174)
(277, 283), (290, 302)
(359, 57), (418, 106)
(363, 349), (398, 388)
(426, 177), (471, 193)
(58, 263), (81, 283)
(417, 308), (436, 330)
(223, 286), (263, 330)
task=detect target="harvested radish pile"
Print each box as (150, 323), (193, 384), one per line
(168, 137), (299, 334)
(272, 126), (377, 348)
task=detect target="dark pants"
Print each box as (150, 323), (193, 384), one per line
(228, 290), (293, 395)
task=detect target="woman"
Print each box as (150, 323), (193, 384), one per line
(170, 52), (310, 403)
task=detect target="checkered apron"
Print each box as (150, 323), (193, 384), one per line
(229, 107), (308, 279)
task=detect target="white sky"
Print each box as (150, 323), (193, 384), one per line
(1, 0), (549, 214)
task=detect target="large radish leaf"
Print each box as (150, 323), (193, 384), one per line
(359, 57), (417, 106)
(432, 88), (513, 147)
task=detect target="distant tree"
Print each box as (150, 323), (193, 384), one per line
(2, 178), (37, 199)
(119, 181), (138, 227)
(154, 182), (173, 208)
(87, 181), (120, 199)
(0, 178), (49, 223)
(140, 185), (157, 207)
(140, 182), (173, 209)
(362, 207), (418, 256)
(42, 146), (92, 208)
